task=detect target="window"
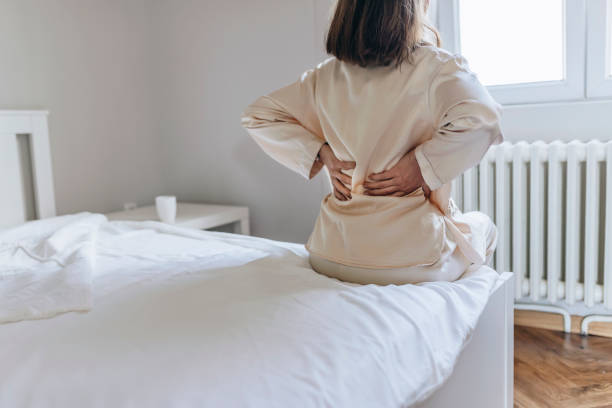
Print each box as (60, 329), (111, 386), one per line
(437, 0), (587, 104)
(458, 0), (563, 87)
(587, 0), (612, 97)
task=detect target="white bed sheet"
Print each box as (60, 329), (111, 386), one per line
(0, 215), (500, 408)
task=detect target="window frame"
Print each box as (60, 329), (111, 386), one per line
(437, 0), (586, 105)
(586, 0), (612, 97)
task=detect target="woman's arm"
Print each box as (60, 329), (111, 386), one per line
(415, 54), (503, 190)
(364, 54), (503, 197)
(241, 69), (327, 180)
(241, 69), (356, 200)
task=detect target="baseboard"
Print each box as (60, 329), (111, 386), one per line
(515, 310), (612, 338)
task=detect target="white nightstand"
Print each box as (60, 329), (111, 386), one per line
(106, 202), (250, 235)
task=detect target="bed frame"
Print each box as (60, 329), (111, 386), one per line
(418, 272), (514, 408)
(0, 110), (56, 228)
(0, 110), (514, 407)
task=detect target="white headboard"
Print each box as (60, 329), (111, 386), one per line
(0, 110), (56, 228)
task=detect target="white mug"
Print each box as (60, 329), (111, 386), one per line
(155, 196), (177, 224)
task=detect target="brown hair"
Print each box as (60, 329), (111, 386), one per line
(325, 0), (441, 68)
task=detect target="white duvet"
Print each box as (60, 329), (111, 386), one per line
(0, 214), (500, 408)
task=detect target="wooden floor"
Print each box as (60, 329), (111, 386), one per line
(515, 326), (612, 408)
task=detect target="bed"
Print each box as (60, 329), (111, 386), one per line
(0, 111), (513, 407)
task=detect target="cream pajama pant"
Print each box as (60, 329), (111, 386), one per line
(308, 212), (497, 285)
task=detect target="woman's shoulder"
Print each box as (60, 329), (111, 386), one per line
(297, 56), (340, 83)
(306, 56), (340, 77)
(414, 45), (471, 73)
(309, 49), (474, 84)
(312, 50), (462, 73)
(315, 56), (339, 69)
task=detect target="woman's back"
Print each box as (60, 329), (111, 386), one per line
(242, 44), (502, 269)
(313, 45), (466, 194)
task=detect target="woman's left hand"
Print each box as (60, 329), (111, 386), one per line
(363, 149), (430, 197)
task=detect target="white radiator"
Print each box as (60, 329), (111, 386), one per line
(451, 140), (612, 333)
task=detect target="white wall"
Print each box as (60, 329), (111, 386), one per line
(502, 100), (612, 142)
(0, 0), (330, 243)
(152, 0), (331, 243)
(0, 0), (163, 215)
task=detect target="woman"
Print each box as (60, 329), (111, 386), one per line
(241, 0), (503, 285)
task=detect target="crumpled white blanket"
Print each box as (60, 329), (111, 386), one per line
(0, 213), (104, 323)
(0, 214), (501, 407)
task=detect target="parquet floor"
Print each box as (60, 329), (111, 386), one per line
(515, 326), (612, 408)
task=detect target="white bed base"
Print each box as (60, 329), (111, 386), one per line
(418, 272), (514, 408)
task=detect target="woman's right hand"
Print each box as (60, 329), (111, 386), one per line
(363, 149), (430, 198)
(318, 143), (356, 201)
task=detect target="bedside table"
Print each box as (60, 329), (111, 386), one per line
(106, 202), (250, 235)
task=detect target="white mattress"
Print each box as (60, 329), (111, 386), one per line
(0, 214), (500, 408)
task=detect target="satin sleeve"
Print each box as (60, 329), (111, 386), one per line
(241, 68), (326, 180)
(415, 55), (504, 190)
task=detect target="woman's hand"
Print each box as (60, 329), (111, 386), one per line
(363, 149), (431, 197)
(317, 143), (356, 201)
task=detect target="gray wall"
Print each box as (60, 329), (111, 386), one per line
(151, 0), (331, 243)
(0, 0), (163, 215)
(0, 0), (330, 243)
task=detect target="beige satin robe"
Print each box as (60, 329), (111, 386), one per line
(241, 45), (503, 269)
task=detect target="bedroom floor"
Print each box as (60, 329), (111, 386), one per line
(514, 326), (612, 408)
